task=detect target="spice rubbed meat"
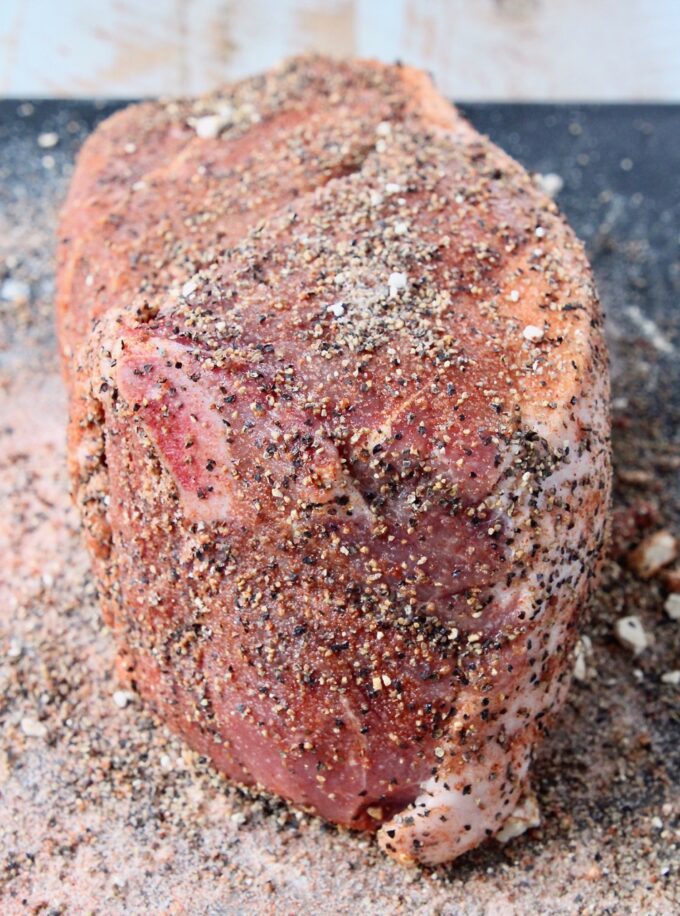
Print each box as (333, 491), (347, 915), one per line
(57, 56), (611, 866)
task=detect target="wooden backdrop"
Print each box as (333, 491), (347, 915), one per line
(1, 0), (678, 99)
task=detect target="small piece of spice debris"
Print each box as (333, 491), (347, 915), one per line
(496, 790), (541, 843)
(660, 671), (680, 686)
(37, 131), (59, 149)
(628, 530), (678, 579)
(613, 616), (650, 655)
(664, 594), (680, 621)
(617, 468), (654, 487)
(661, 566), (680, 592)
(522, 325), (544, 342)
(20, 717), (48, 738)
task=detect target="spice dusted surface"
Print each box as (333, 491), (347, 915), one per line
(1, 101), (678, 913)
(55, 59), (612, 867)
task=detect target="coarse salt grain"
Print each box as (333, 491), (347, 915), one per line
(182, 278), (199, 298)
(574, 635), (593, 682)
(1, 278), (30, 304)
(37, 131), (59, 149)
(664, 593), (680, 621)
(7, 640), (22, 658)
(661, 670), (680, 685)
(523, 325), (544, 342)
(613, 616), (649, 654)
(385, 182), (401, 195)
(327, 301), (345, 318)
(113, 690), (133, 708)
(573, 648), (587, 682)
(534, 172), (564, 198)
(191, 107), (233, 140)
(375, 121), (392, 137)
(21, 717), (47, 738)
(388, 272), (407, 298)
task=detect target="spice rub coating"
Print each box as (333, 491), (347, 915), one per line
(57, 56), (611, 865)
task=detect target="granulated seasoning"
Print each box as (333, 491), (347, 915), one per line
(0, 100), (677, 914)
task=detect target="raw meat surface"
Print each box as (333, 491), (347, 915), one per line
(57, 56), (611, 865)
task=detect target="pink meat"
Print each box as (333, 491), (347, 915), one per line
(57, 56), (611, 864)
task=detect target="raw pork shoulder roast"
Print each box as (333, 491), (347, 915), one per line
(57, 57), (610, 865)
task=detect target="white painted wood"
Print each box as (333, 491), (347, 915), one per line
(0, 0), (678, 99)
